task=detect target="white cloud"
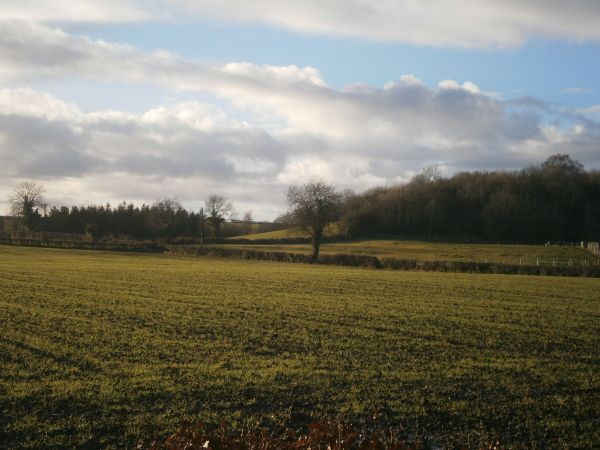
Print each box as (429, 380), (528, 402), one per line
(0, 22), (327, 103)
(0, 0), (157, 23)
(0, 23), (585, 146)
(396, 74), (424, 88)
(4, 1), (600, 48)
(0, 88), (81, 121)
(438, 80), (480, 94)
(0, 88), (283, 176)
(168, 0), (600, 48)
(578, 105), (600, 121)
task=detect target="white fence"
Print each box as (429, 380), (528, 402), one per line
(517, 256), (599, 268)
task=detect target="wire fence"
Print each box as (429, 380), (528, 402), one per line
(517, 257), (599, 268)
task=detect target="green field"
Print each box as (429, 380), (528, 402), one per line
(1, 246), (599, 449)
(223, 239), (593, 266)
(229, 223), (340, 240)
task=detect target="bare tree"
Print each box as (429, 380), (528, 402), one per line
(147, 197), (183, 238)
(413, 164), (441, 184)
(205, 194), (233, 241)
(242, 210), (254, 234)
(9, 181), (45, 230)
(287, 178), (340, 260)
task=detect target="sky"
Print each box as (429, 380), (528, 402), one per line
(1, 1), (600, 220)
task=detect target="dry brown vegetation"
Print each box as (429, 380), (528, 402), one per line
(140, 420), (505, 450)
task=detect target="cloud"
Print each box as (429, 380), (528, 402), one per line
(0, 23), (574, 154)
(0, 22), (327, 100)
(0, 23), (584, 146)
(577, 105), (600, 123)
(0, 0), (156, 23)
(168, 0), (600, 48)
(0, 87), (81, 121)
(0, 88), (293, 179)
(0, 114), (99, 178)
(4, 1), (600, 48)
(579, 105), (600, 114)
(0, 88), (305, 216)
(563, 87), (594, 94)
(2, 80), (599, 218)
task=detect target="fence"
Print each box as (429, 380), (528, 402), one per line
(517, 256), (599, 268)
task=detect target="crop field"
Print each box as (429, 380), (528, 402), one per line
(0, 245), (599, 449)
(222, 239), (593, 266)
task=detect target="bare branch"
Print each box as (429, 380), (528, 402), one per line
(9, 181), (45, 217)
(205, 194), (234, 240)
(286, 178), (340, 260)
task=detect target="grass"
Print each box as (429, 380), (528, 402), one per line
(221, 239), (592, 265)
(0, 245), (599, 449)
(229, 223), (340, 240)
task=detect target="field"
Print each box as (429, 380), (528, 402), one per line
(228, 223), (340, 240)
(222, 239), (593, 266)
(1, 245), (599, 449)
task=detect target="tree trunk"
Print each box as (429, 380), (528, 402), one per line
(311, 231), (321, 261)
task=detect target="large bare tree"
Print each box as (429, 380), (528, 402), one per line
(9, 181), (45, 230)
(205, 194), (233, 241)
(147, 197), (183, 238)
(287, 178), (340, 260)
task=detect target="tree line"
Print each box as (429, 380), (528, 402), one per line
(338, 154), (600, 243)
(6, 189), (236, 241)
(6, 154), (600, 254)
